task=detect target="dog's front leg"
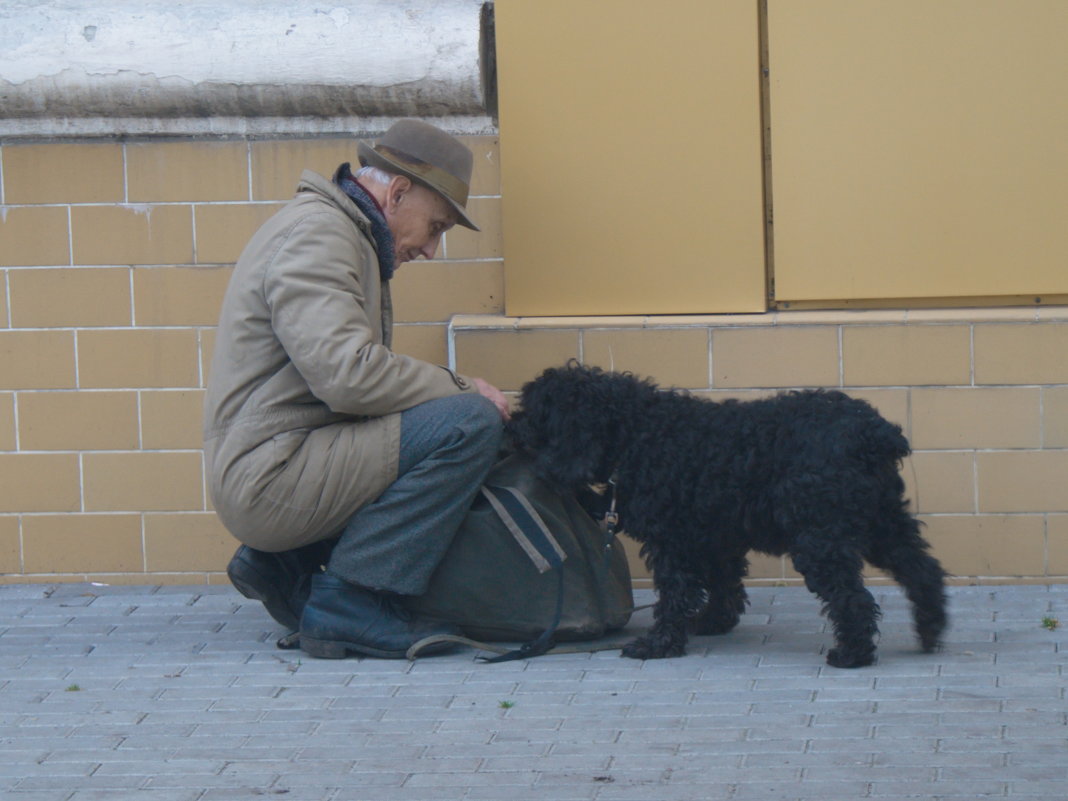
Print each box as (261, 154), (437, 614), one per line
(691, 552), (749, 635)
(622, 557), (703, 659)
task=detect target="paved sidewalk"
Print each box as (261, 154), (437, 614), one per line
(1, 582), (1065, 801)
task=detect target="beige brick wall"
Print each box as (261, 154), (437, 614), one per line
(1, 136), (1065, 587)
(452, 311), (1068, 587)
(0, 135), (503, 584)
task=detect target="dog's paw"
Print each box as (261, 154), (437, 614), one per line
(621, 636), (686, 660)
(919, 636), (943, 654)
(825, 646), (876, 669)
(691, 611), (740, 636)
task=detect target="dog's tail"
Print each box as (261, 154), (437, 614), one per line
(882, 418), (911, 463)
(854, 408), (912, 469)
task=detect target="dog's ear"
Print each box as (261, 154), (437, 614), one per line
(507, 364), (612, 490)
(508, 400), (605, 488)
(535, 427), (605, 490)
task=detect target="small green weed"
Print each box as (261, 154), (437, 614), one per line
(1040, 616), (1059, 631)
(65, 684), (82, 692)
(498, 700), (515, 709)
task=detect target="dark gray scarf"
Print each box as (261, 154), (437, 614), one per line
(334, 163), (396, 281)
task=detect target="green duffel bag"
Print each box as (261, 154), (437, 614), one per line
(407, 453), (634, 661)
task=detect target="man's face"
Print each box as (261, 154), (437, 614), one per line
(384, 180), (457, 269)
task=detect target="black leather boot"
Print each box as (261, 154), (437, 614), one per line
(227, 541), (332, 630)
(299, 572), (462, 659)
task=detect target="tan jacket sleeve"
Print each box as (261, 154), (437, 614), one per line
(263, 209), (474, 417)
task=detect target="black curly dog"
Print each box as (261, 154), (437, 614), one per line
(507, 363), (948, 667)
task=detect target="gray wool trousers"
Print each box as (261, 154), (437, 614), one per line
(326, 393), (503, 596)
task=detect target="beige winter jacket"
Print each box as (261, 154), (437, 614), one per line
(203, 170), (475, 550)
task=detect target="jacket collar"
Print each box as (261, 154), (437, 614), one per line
(333, 163), (396, 281)
(294, 168), (396, 281)
(296, 169), (373, 236)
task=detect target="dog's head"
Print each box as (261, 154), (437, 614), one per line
(507, 362), (658, 490)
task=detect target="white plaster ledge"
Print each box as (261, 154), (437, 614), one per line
(1, 0), (493, 138)
(449, 306), (1068, 331)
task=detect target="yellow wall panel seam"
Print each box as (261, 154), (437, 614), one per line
(703, 329), (711, 391)
(77, 451), (85, 513)
(73, 329), (82, 389)
(19, 509), (145, 517)
(140, 510), (148, 573)
(136, 389), (145, 451)
(706, 328), (713, 390)
(452, 306), (1068, 330)
(127, 267), (135, 326)
(968, 324), (976, 387)
(837, 326), (844, 387)
(0, 202), (72, 208)
(971, 455), (979, 515)
(1041, 389), (1053, 450)
(1043, 514), (1050, 576)
(65, 206), (73, 267)
(243, 140), (253, 203)
(121, 142), (129, 204)
(10, 200), (204, 208)
(11, 392), (20, 452)
(190, 203), (200, 265)
(197, 329), (208, 389)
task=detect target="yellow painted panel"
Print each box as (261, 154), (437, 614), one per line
(769, 0), (1068, 301)
(496, 0), (766, 315)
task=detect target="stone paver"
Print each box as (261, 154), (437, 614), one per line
(1, 583), (1065, 800)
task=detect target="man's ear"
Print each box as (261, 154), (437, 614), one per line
(384, 175), (413, 214)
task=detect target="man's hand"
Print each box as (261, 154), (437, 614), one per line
(472, 377), (511, 421)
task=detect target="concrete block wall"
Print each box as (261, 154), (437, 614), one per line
(2, 135), (1066, 586)
(451, 311), (1068, 587)
(0, 135), (503, 584)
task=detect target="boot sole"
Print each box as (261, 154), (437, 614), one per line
(227, 566), (300, 631)
(300, 635), (408, 660)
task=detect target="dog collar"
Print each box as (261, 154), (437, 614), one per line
(602, 476), (621, 538)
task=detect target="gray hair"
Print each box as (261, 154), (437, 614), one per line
(354, 165), (395, 186)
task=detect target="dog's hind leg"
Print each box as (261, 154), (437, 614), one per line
(691, 551), (749, 636)
(791, 542), (881, 668)
(864, 513), (948, 654)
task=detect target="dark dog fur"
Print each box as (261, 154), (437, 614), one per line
(507, 363), (948, 667)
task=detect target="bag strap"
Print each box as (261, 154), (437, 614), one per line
(405, 483), (570, 663)
(470, 484), (569, 663)
(406, 629), (634, 660)
(457, 482), (645, 664)
(478, 485), (567, 572)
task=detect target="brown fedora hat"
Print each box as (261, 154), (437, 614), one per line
(357, 119), (479, 231)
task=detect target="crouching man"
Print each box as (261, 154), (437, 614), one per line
(203, 119), (509, 658)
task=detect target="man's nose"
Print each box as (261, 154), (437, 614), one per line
(419, 234), (443, 260)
